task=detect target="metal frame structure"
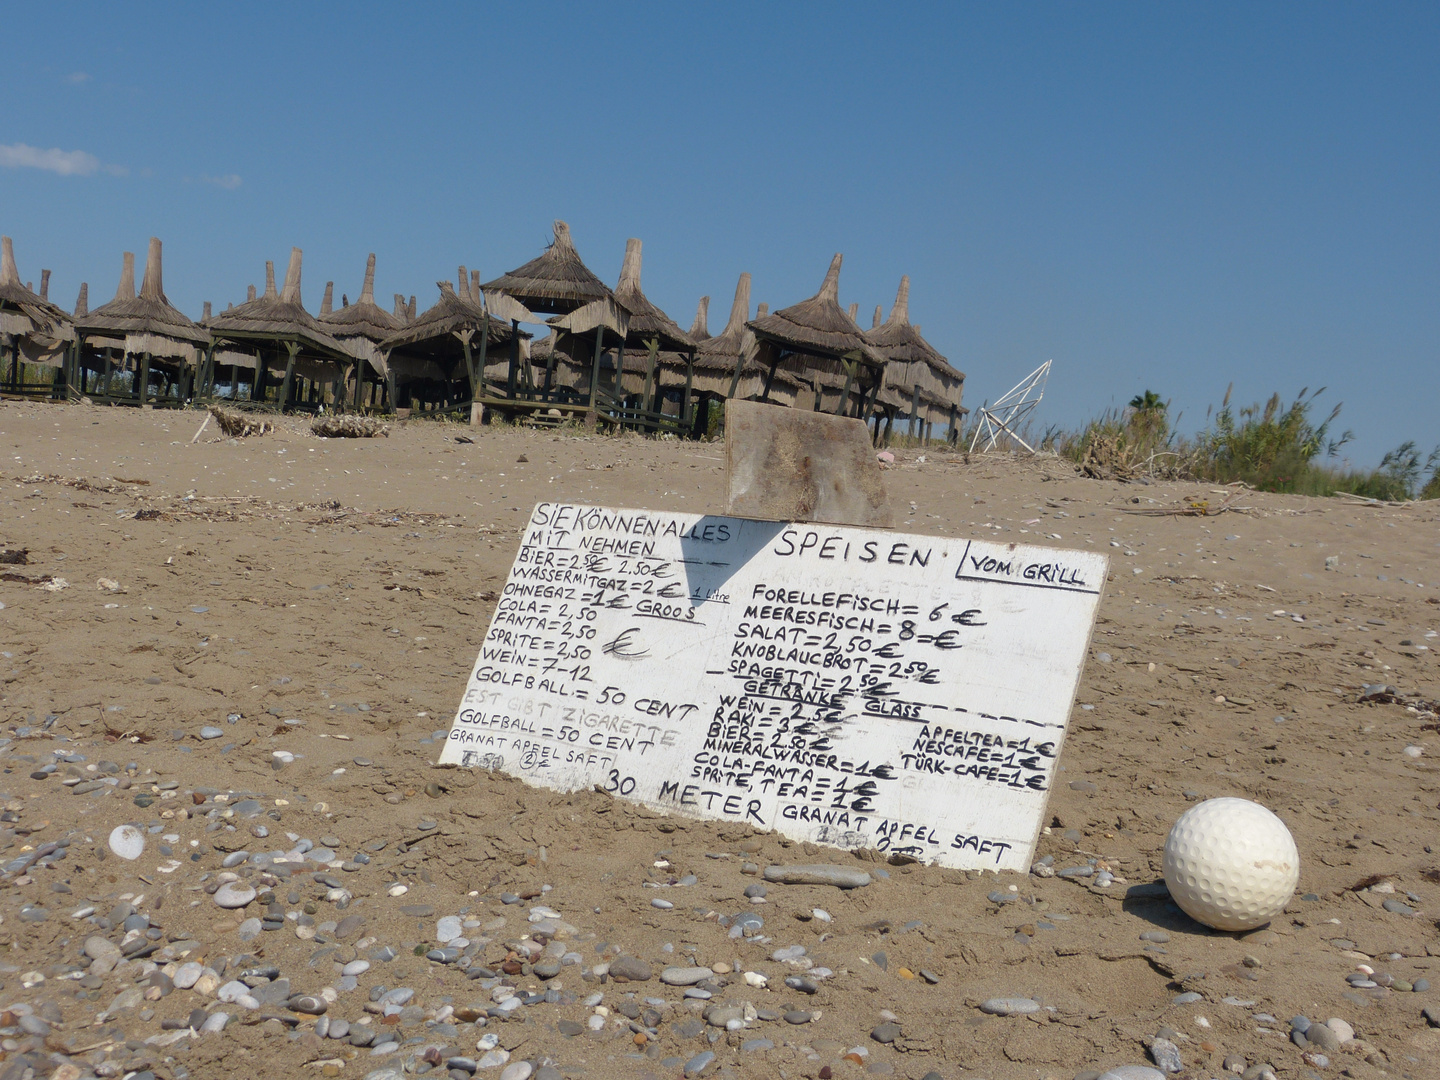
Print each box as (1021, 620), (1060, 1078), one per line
(967, 359), (1052, 453)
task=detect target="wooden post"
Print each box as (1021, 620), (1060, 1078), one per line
(726, 353), (746, 400)
(460, 330), (478, 401)
(587, 324), (604, 423)
(861, 370), (881, 422)
(837, 359), (855, 416)
(279, 341), (299, 411)
(251, 348), (268, 402)
(682, 350), (695, 436)
(883, 411), (895, 447)
(641, 338), (659, 427)
(385, 370), (397, 414)
(760, 345), (779, 403)
(138, 353), (151, 407)
(948, 404), (958, 446)
(101, 348), (113, 396)
(909, 383), (920, 439)
(543, 329), (557, 396)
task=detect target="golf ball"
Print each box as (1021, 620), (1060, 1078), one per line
(1162, 797), (1299, 931)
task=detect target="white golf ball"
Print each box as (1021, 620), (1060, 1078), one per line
(1162, 797), (1299, 931)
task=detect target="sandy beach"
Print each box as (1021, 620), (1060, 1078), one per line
(0, 401), (1436, 1080)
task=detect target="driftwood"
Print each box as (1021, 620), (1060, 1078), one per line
(312, 415), (389, 439)
(207, 405), (274, 438)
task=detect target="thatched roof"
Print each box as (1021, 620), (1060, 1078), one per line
(74, 283), (89, 318)
(611, 238), (694, 352)
(688, 296), (710, 342)
(380, 276), (521, 356)
(867, 276), (965, 413)
(320, 254), (404, 344)
(75, 238), (210, 361)
(748, 254), (883, 366)
(482, 221), (616, 316)
(866, 276), (959, 377)
(0, 235), (73, 343)
(206, 248), (349, 360)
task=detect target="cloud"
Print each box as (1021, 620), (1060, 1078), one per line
(66, 72), (91, 85)
(200, 173), (242, 190)
(0, 142), (102, 176)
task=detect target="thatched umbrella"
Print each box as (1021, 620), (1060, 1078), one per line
(319, 254), (404, 410)
(1, 236), (73, 393)
(75, 238), (211, 404)
(205, 248), (351, 409)
(378, 270), (522, 414)
(608, 238), (696, 427)
(747, 254), (885, 416)
(485, 221), (629, 413)
(866, 275), (966, 445)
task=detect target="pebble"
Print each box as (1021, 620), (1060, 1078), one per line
(980, 997), (1040, 1015)
(1150, 1038), (1183, 1073)
(1099, 1069), (1165, 1080)
(436, 915), (463, 942)
(213, 882), (257, 909)
(1172, 992), (1202, 1005)
(108, 824), (145, 860)
(1325, 1017), (1354, 1042)
(609, 955), (653, 981)
(762, 864), (872, 889)
(684, 1050), (716, 1077)
(500, 1064), (532, 1080)
(871, 1022), (901, 1043)
(660, 966), (714, 986)
(651, 898), (674, 909)
(172, 961), (203, 989)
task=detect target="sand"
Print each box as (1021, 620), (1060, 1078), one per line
(0, 400), (1437, 1080)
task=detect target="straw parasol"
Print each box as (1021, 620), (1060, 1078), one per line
(866, 275), (966, 444)
(1, 236), (73, 389)
(205, 247), (351, 407)
(606, 238), (696, 422)
(76, 238), (211, 402)
(319, 254), (405, 408)
(483, 221), (615, 316)
(747, 253), (885, 415)
(484, 222), (634, 415)
(379, 269), (523, 412)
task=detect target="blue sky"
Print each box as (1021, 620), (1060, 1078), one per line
(2, 3), (1435, 466)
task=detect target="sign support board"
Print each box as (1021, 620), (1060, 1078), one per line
(439, 503), (1107, 872)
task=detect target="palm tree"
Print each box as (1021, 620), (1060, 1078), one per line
(1129, 389), (1165, 413)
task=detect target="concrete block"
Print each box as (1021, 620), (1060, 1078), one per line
(724, 399), (892, 527)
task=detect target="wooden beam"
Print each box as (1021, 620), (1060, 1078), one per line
(460, 330), (477, 401)
(837, 359), (855, 416)
(641, 338), (659, 421)
(279, 341), (299, 412)
(682, 350), (694, 434)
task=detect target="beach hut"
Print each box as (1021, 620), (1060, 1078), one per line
(747, 254), (886, 416)
(484, 221), (629, 417)
(0, 236), (73, 395)
(74, 238), (210, 406)
(318, 254), (404, 410)
(378, 270), (522, 415)
(608, 238), (696, 431)
(866, 275), (966, 445)
(204, 248), (351, 409)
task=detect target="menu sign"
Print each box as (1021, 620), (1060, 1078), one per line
(439, 503), (1106, 871)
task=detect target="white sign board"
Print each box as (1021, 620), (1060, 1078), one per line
(439, 503), (1107, 871)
